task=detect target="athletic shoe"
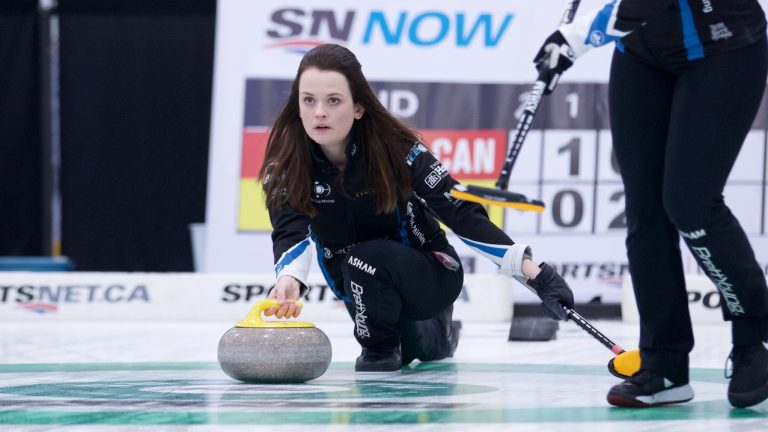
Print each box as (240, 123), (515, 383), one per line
(355, 347), (402, 373)
(726, 342), (768, 408)
(607, 369), (694, 407)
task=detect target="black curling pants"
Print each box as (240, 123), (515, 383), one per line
(609, 39), (768, 384)
(340, 239), (463, 364)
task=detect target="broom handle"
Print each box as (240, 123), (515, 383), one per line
(496, 0), (582, 190)
(565, 307), (626, 355)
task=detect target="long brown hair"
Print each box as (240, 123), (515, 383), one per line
(259, 44), (419, 216)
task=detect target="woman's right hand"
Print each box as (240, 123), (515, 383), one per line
(264, 275), (303, 318)
(525, 261), (574, 321)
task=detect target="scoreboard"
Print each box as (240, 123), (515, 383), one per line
(240, 80), (768, 237)
(235, 79), (768, 303)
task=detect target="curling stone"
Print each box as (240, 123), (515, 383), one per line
(217, 299), (332, 383)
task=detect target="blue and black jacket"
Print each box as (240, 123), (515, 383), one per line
(267, 138), (529, 301)
(562, 0), (766, 65)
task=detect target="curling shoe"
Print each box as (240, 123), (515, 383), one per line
(607, 369), (694, 407)
(435, 304), (461, 358)
(448, 320), (462, 357)
(355, 347), (402, 373)
(727, 342), (768, 408)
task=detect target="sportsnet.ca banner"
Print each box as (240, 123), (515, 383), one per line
(0, 273), (511, 323)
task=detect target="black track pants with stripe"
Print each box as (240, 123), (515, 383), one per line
(609, 38), (768, 383)
(340, 239), (463, 363)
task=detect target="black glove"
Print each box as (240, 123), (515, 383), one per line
(533, 30), (575, 95)
(526, 262), (575, 321)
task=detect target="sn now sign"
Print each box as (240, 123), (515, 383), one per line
(238, 129), (506, 231)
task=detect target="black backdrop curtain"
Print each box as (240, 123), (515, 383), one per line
(0, 0), (43, 256)
(58, 0), (215, 271)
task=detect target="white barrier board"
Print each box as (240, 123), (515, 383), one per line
(0, 273), (512, 323)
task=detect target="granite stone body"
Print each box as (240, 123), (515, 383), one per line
(217, 326), (332, 383)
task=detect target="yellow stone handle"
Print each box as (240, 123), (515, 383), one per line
(235, 299), (314, 328)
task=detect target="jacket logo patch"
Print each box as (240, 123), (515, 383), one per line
(588, 30), (606, 47)
(425, 161), (448, 189)
(406, 143), (429, 166)
(311, 181), (334, 204)
(710, 23), (733, 41)
(313, 182), (331, 198)
(406, 202), (426, 245)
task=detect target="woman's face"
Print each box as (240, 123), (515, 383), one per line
(298, 67), (364, 155)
